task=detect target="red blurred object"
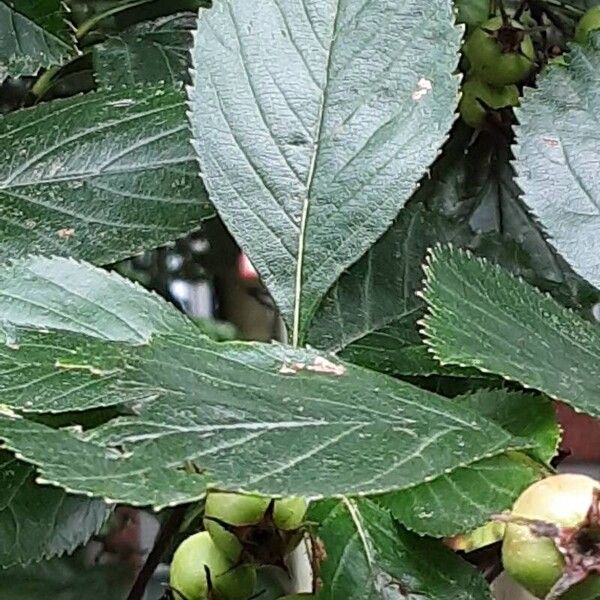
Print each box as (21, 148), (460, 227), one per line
(555, 401), (600, 462)
(103, 507), (141, 562)
(237, 252), (259, 282)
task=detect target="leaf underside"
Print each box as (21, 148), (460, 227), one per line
(515, 37), (600, 291)
(189, 0), (461, 341)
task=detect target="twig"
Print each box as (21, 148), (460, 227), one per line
(127, 506), (188, 600)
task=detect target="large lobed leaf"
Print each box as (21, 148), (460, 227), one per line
(0, 0), (75, 80)
(0, 86), (212, 266)
(422, 246), (600, 417)
(0, 451), (109, 568)
(189, 0), (461, 343)
(515, 37), (600, 291)
(0, 256), (527, 508)
(94, 13), (195, 88)
(311, 498), (491, 600)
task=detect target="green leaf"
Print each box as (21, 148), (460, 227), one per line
(0, 258), (528, 507)
(0, 255), (190, 343)
(189, 0), (461, 343)
(310, 498), (492, 600)
(422, 246), (600, 417)
(379, 453), (539, 538)
(454, 0), (489, 31)
(307, 200), (476, 376)
(0, 86), (212, 265)
(338, 322), (475, 377)
(378, 390), (557, 537)
(0, 328), (154, 413)
(93, 13), (194, 88)
(306, 126), (595, 377)
(455, 389), (559, 464)
(515, 38), (600, 291)
(306, 203), (441, 354)
(0, 550), (132, 600)
(0, 451), (109, 568)
(0, 0), (75, 80)
(0, 255), (194, 412)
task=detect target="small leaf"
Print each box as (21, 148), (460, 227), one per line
(515, 38), (600, 290)
(311, 498), (492, 600)
(378, 389), (557, 537)
(422, 246), (600, 417)
(0, 451), (109, 568)
(0, 86), (212, 265)
(0, 255), (190, 343)
(455, 389), (559, 464)
(379, 453), (540, 538)
(189, 0), (461, 342)
(0, 0), (75, 80)
(94, 13), (195, 88)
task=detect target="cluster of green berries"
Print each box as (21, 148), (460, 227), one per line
(169, 493), (312, 600)
(459, 6), (600, 129)
(459, 16), (533, 128)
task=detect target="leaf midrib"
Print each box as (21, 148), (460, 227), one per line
(292, 0), (342, 346)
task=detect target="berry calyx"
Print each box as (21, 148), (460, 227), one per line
(169, 532), (256, 600)
(459, 76), (519, 128)
(501, 474), (600, 600)
(464, 17), (535, 86)
(575, 7), (600, 45)
(204, 492), (307, 566)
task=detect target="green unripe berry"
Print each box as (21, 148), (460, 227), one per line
(204, 493), (271, 561)
(459, 77), (519, 128)
(464, 17), (535, 86)
(273, 497), (308, 531)
(502, 474), (600, 600)
(205, 493), (271, 527)
(575, 6), (600, 45)
(170, 532), (256, 600)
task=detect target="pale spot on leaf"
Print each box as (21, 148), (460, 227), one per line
(279, 357), (345, 376)
(57, 227), (76, 239)
(412, 78), (432, 101)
